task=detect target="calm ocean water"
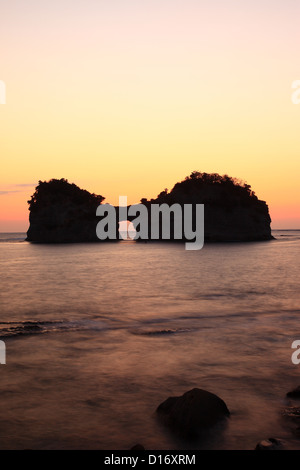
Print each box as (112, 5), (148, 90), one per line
(0, 230), (300, 449)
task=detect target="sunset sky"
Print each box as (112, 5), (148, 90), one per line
(0, 0), (299, 231)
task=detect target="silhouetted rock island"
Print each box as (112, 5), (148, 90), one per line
(26, 179), (104, 243)
(26, 172), (273, 243)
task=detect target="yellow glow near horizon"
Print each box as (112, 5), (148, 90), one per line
(1, 0), (300, 231)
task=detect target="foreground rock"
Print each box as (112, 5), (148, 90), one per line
(282, 406), (300, 421)
(130, 444), (145, 450)
(156, 388), (230, 438)
(287, 386), (300, 398)
(255, 438), (284, 451)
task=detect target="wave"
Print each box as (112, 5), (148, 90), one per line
(0, 320), (197, 340)
(0, 238), (26, 243)
(130, 327), (197, 336)
(2, 307), (300, 339)
(192, 289), (270, 301)
(0, 233), (26, 243)
(0, 319), (109, 338)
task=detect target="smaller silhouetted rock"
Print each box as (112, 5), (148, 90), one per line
(282, 406), (300, 421)
(287, 386), (300, 398)
(282, 407), (300, 438)
(156, 388), (230, 438)
(130, 444), (145, 450)
(255, 438), (284, 451)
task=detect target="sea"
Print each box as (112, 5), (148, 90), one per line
(0, 230), (300, 450)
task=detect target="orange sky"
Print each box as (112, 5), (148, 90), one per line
(0, 0), (300, 231)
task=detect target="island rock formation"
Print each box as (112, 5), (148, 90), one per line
(26, 179), (104, 243)
(139, 171), (272, 242)
(26, 172), (273, 243)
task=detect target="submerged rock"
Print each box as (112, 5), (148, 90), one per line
(255, 438), (284, 451)
(156, 388), (230, 438)
(282, 406), (300, 421)
(281, 405), (300, 438)
(130, 444), (145, 450)
(287, 386), (300, 398)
